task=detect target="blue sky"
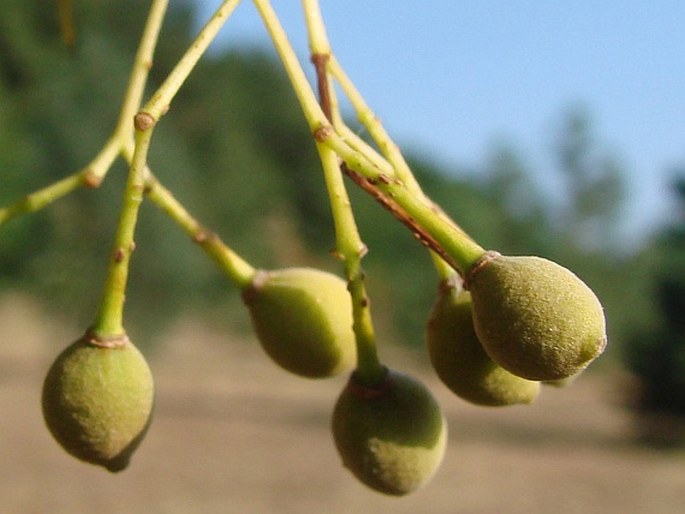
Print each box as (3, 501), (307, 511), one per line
(195, 1), (685, 245)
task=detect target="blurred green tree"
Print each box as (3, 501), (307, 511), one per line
(555, 107), (626, 252)
(624, 174), (685, 434)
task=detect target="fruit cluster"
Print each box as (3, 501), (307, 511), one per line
(239, 251), (605, 496)
(4, 0), (608, 500)
(39, 253), (605, 495)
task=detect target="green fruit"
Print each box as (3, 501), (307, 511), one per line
(42, 335), (154, 472)
(467, 252), (607, 381)
(331, 368), (447, 496)
(242, 267), (356, 378)
(427, 288), (540, 406)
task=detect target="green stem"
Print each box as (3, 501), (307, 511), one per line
(317, 145), (384, 385)
(335, 122), (391, 174)
(144, 175), (255, 289)
(80, 0), (171, 339)
(253, 0), (333, 136)
(121, 134), (256, 289)
(304, 0), (384, 385)
(328, 54), (481, 280)
(0, 131), (122, 228)
(82, 0), (169, 185)
(142, 0), (242, 123)
(254, 0), (485, 275)
(323, 131), (486, 274)
(112, 0), (169, 146)
(328, 56), (421, 193)
(89, 120), (153, 339)
(0, 0), (169, 226)
(0, 173), (84, 226)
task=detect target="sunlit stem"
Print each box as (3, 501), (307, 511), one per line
(254, 0), (485, 275)
(99, 0), (170, 171)
(302, 0), (389, 173)
(305, 0), (468, 281)
(144, 174), (256, 290)
(317, 144), (384, 386)
(336, 122), (390, 173)
(141, 0), (241, 123)
(253, 0), (337, 138)
(120, 139), (256, 289)
(89, 119), (154, 339)
(254, 0), (394, 180)
(304, 0), (384, 385)
(253, 0), (393, 179)
(327, 56), (479, 276)
(319, 127), (486, 274)
(0, 174), (82, 226)
(0, 0), (169, 227)
(328, 56), (422, 194)
(303, 0), (329, 55)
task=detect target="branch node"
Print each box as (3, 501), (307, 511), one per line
(134, 111), (156, 131)
(313, 124), (334, 143)
(193, 229), (210, 244)
(114, 247), (126, 263)
(82, 170), (103, 189)
(463, 250), (501, 290)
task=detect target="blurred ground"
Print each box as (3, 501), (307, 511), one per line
(1, 293), (684, 514)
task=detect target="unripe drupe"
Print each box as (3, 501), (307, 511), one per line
(42, 334), (154, 472)
(427, 288), (540, 406)
(242, 267), (356, 378)
(467, 252), (607, 381)
(331, 368), (447, 496)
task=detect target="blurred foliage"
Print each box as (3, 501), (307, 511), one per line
(624, 174), (685, 428)
(1, 1), (684, 427)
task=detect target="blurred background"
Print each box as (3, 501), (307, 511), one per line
(1, 1), (684, 512)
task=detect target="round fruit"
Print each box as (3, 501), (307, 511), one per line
(242, 267), (356, 378)
(427, 288), (540, 406)
(467, 252), (607, 381)
(42, 334), (154, 472)
(331, 368), (447, 496)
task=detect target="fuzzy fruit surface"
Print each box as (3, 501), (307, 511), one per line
(468, 254), (607, 381)
(427, 289), (540, 406)
(332, 368), (447, 496)
(243, 267), (356, 378)
(41, 336), (154, 472)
